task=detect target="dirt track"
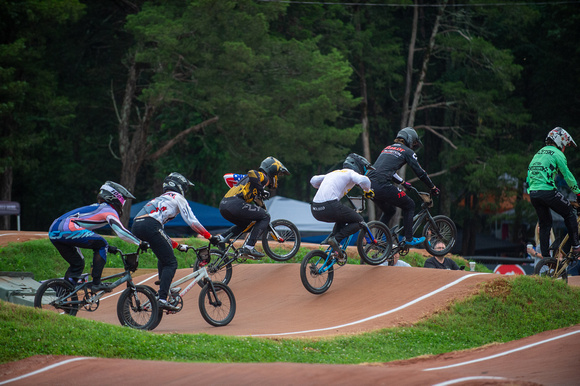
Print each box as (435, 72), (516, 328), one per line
(1, 231), (579, 385)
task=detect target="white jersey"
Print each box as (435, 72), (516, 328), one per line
(310, 169), (371, 203)
(136, 191), (211, 239)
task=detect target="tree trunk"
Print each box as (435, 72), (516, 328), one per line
(0, 167), (13, 230)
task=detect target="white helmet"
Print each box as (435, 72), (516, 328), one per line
(546, 127), (577, 150)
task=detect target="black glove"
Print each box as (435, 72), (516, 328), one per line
(209, 236), (220, 246)
(261, 190), (271, 200)
(107, 245), (118, 254)
(138, 241), (149, 252)
(431, 186), (440, 197)
(401, 181), (412, 190)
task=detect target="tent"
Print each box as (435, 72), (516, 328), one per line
(265, 196), (335, 244)
(129, 200), (233, 237)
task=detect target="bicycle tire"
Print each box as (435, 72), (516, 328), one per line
(262, 219), (301, 261)
(534, 257), (569, 283)
(194, 249), (233, 288)
(423, 215), (457, 256)
(141, 285), (163, 330)
(300, 250), (334, 295)
(356, 221), (393, 265)
(116, 285), (159, 330)
(34, 278), (79, 316)
(198, 281), (236, 327)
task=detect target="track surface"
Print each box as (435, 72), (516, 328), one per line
(1, 230), (579, 385)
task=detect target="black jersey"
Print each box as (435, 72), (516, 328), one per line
(368, 143), (434, 191)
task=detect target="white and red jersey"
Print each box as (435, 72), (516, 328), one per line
(310, 169), (371, 203)
(136, 191), (211, 239)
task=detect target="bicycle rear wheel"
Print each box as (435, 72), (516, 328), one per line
(34, 278), (79, 316)
(262, 219), (301, 261)
(194, 249), (233, 288)
(534, 257), (569, 283)
(423, 215), (457, 256)
(198, 281), (236, 327)
(357, 221), (392, 265)
(300, 250), (334, 295)
(116, 285), (159, 330)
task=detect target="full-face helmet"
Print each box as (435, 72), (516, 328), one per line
(97, 181), (135, 215)
(396, 127), (422, 150)
(259, 156), (290, 189)
(163, 172), (194, 196)
(546, 127), (577, 151)
(343, 153), (375, 175)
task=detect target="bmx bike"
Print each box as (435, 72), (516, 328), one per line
(358, 185), (457, 266)
(146, 244), (236, 329)
(194, 218), (301, 287)
(34, 247), (159, 330)
(300, 196), (392, 295)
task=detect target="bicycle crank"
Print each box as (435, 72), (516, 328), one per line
(83, 293), (100, 311)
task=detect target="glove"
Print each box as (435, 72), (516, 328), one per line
(138, 241), (149, 252)
(177, 244), (189, 252)
(431, 186), (441, 197)
(209, 236), (220, 246)
(107, 245), (118, 254)
(261, 190), (271, 200)
(363, 190), (375, 199)
(572, 200), (580, 209)
(402, 181), (412, 189)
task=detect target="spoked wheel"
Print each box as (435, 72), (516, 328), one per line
(262, 219), (301, 261)
(300, 250), (334, 295)
(116, 285), (159, 330)
(34, 278), (79, 316)
(423, 215), (457, 256)
(194, 249), (233, 288)
(198, 281), (236, 327)
(357, 221), (393, 265)
(534, 257), (569, 283)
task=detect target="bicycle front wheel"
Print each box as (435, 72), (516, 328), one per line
(423, 215), (457, 256)
(357, 221), (392, 265)
(34, 278), (79, 316)
(117, 285), (159, 330)
(198, 282), (236, 327)
(262, 219), (301, 261)
(194, 249), (233, 288)
(300, 250), (334, 295)
(534, 257), (569, 283)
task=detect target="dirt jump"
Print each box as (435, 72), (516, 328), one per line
(1, 230), (579, 385)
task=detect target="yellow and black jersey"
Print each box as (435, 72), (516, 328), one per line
(223, 170), (269, 203)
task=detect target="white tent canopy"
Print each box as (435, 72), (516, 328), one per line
(265, 196), (333, 233)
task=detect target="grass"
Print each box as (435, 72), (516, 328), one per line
(1, 275), (578, 365)
(0, 236), (486, 282)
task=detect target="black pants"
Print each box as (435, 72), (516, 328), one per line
(219, 197), (270, 247)
(530, 190), (579, 257)
(311, 199), (363, 243)
(372, 183), (415, 240)
(131, 217), (176, 301)
(49, 231), (107, 284)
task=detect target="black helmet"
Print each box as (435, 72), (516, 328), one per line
(97, 181), (135, 215)
(396, 127), (422, 150)
(343, 153), (375, 175)
(163, 172), (194, 196)
(259, 156), (290, 189)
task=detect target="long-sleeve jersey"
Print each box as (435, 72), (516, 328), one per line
(367, 143), (434, 190)
(223, 170), (269, 203)
(310, 169), (371, 203)
(136, 191), (211, 239)
(527, 145), (580, 194)
(49, 203), (140, 245)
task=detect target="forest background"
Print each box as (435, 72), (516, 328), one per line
(1, 0), (579, 256)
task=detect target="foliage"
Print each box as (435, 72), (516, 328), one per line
(1, 275), (578, 364)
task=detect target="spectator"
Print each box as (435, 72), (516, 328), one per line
(423, 241), (460, 270)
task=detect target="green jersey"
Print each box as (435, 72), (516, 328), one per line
(527, 145), (580, 194)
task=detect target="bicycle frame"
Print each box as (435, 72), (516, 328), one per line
(168, 266), (212, 300)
